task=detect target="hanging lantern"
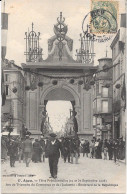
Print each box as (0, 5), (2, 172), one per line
(38, 82), (43, 87)
(25, 86), (30, 90)
(115, 83), (121, 89)
(103, 64), (109, 72)
(83, 84), (90, 91)
(90, 80), (95, 85)
(78, 80), (83, 85)
(105, 83), (110, 88)
(12, 87), (17, 93)
(70, 79), (74, 84)
(52, 80), (58, 85)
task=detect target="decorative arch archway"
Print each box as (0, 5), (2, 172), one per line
(39, 84), (81, 133)
(40, 84), (81, 106)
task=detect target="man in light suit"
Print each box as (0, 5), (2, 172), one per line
(23, 135), (33, 167)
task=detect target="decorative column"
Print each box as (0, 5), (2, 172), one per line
(39, 104), (45, 132)
(74, 105), (81, 133)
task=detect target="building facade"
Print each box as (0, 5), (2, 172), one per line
(63, 110), (75, 136)
(22, 13), (97, 140)
(1, 60), (26, 135)
(2, 12), (126, 140)
(1, 8), (26, 136)
(93, 57), (113, 140)
(110, 28), (126, 140)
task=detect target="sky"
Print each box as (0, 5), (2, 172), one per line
(3, 0), (125, 66)
(1, 0), (126, 132)
(46, 101), (72, 132)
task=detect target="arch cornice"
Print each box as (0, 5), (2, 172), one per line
(40, 84), (80, 106)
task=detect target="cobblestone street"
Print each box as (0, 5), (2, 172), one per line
(2, 156), (126, 193)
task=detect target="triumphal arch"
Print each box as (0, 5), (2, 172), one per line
(22, 13), (97, 139)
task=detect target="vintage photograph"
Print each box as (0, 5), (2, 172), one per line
(1, 0), (126, 193)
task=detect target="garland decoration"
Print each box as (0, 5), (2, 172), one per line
(52, 80), (58, 85)
(38, 82), (43, 87)
(12, 87), (17, 93)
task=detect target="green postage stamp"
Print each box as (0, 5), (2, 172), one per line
(90, 0), (118, 34)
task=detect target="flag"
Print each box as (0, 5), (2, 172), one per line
(120, 14), (126, 43)
(1, 13), (8, 29)
(1, 68), (6, 106)
(1, 13), (8, 60)
(121, 75), (126, 110)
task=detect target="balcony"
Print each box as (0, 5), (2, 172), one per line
(93, 99), (112, 115)
(93, 106), (112, 116)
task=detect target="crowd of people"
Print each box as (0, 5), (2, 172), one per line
(1, 135), (46, 167)
(1, 133), (126, 177)
(61, 136), (125, 163)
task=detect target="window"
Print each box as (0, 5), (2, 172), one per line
(5, 85), (9, 96)
(5, 74), (9, 82)
(97, 117), (100, 124)
(102, 87), (108, 97)
(102, 101), (108, 113)
(97, 99), (101, 112)
(93, 100), (96, 111)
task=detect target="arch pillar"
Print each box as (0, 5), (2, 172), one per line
(75, 105), (81, 133)
(39, 104), (45, 132)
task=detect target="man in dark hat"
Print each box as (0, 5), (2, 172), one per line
(8, 139), (18, 167)
(62, 137), (71, 163)
(45, 133), (62, 179)
(18, 138), (24, 163)
(33, 139), (41, 163)
(39, 136), (46, 162)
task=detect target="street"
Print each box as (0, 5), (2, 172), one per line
(2, 156), (126, 194)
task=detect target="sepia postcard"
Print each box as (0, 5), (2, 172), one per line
(1, 0), (126, 193)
